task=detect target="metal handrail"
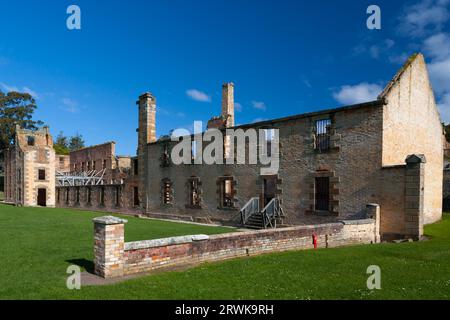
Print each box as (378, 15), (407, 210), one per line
(240, 197), (259, 225)
(261, 197), (282, 228)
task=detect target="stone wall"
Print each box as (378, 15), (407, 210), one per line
(56, 182), (142, 215)
(93, 215), (378, 279)
(145, 102), (385, 226)
(377, 155), (426, 240)
(4, 126), (56, 207)
(381, 54), (443, 225)
(69, 142), (118, 183)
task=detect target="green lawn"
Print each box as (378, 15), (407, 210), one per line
(0, 204), (449, 299)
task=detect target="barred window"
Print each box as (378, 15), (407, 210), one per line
(315, 119), (331, 152)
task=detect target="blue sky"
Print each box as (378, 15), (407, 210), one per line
(1, 0), (449, 155)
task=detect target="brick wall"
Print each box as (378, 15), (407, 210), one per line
(56, 183), (142, 215)
(93, 215), (378, 279)
(144, 102), (385, 226)
(381, 54), (443, 225)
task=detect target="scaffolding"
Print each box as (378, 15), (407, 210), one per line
(56, 169), (106, 186)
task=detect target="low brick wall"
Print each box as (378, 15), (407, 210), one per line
(93, 210), (379, 278)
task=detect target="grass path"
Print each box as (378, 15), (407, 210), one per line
(0, 204), (449, 299)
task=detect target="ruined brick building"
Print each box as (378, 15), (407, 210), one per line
(4, 53), (444, 241)
(4, 125), (56, 207)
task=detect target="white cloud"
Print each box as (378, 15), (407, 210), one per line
(333, 83), (383, 105)
(0, 83), (19, 92)
(437, 93), (450, 122)
(369, 39), (395, 59)
(186, 89), (211, 102)
(388, 52), (410, 64)
(423, 33), (450, 61)
(252, 118), (267, 123)
(60, 98), (79, 113)
(428, 58), (450, 94)
(0, 83), (39, 99)
(235, 102), (243, 112)
(422, 33), (450, 122)
(22, 87), (39, 99)
(399, 0), (450, 37)
(251, 101), (266, 110)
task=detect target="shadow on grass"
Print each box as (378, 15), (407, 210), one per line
(66, 258), (95, 274)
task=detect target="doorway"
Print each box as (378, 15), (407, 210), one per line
(261, 175), (277, 208)
(37, 188), (46, 207)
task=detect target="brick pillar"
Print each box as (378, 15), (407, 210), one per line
(366, 203), (380, 243)
(404, 154), (426, 240)
(93, 216), (127, 278)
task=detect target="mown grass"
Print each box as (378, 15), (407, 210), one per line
(0, 204), (449, 299)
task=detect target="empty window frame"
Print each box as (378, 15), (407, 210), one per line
(38, 169), (46, 181)
(100, 187), (105, 205)
(161, 144), (171, 167)
(314, 119), (331, 152)
(133, 159), (139, 175)
(191, 141), (198, 161)
(87, 187), (92, 205)
(162, 179), (172, 205)
(75, 187), (80, 204)
(315, 177), (330, 211)
(188, 177), (201, 207)
(221, 178), (234, 208)
(115, 186), (120, 207)
(27, 136), (35, 146)
(133, 187), (139, 206)
(262, 128), (275, 157)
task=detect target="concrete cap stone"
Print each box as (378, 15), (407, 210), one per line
(405, 154), (426, 164)
(125, 234), (210, 250)
(93, 216), (128, 225)
(340, 219), (375, 225)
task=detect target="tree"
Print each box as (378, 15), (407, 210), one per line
(0, 90), (43, 150)
(54, 131), (70, 155)
(444, 124), (450, 143)
(69, 133), (85, 151)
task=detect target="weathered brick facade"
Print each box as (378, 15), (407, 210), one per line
(139, 54), (442, 240)
(12, 53), (442, 243)
(93, 215), (378, 278)
(4, 125), (56, 207)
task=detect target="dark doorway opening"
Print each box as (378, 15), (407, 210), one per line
(261, 175), (277, 208)
(37, 188), (46, 207)
(315, 177), (330, 211)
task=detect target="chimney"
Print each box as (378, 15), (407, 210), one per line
(222, 83), (234, 127)
(136, 92), (156, 150)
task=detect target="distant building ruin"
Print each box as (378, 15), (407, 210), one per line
(4, 125), (56, 207)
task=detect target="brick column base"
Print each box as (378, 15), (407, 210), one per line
(93, 216), (127, 278)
